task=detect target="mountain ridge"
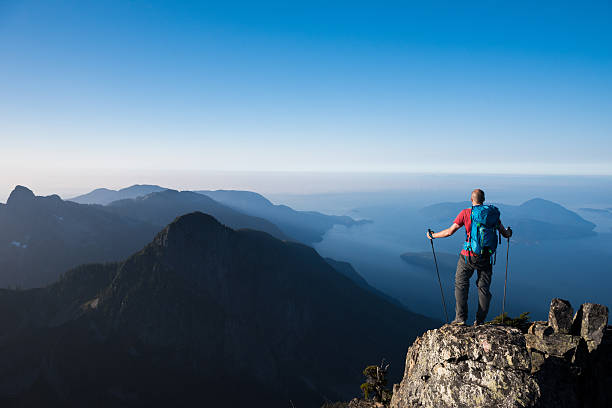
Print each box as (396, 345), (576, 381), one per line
(0, 211), (438, 407)
(69, 185), (369, 244)
(101, 189), (289, 241)
(69, 184), (167, 205)
(197, 189), (370, 243)
(0, 186), (159, 289)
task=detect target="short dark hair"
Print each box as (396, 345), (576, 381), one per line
(471, 189), (485, 204)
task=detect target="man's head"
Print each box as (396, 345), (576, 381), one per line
(471, 189), (485, 205)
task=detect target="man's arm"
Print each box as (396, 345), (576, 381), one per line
(498, 221), (513, 238)
(427, 223), (460, 240)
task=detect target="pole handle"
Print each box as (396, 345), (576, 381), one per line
(428, 228), (435, 239)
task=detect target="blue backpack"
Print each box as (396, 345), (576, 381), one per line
(463, 204), (500, 256)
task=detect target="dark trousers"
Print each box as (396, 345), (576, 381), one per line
(454, 254), (492, 323)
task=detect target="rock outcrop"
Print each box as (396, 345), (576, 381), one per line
(391, 299), (610, 408)
(548, 298), (573, 334)
(390, 324), (539, 407)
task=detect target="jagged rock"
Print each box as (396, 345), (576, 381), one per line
(392, 300), (611, 408)
(529, 349), (546, 373)
(529, 321), (553, 338)
(390, 324), (539, 408)
(525, 331), (581, 358)
(548, 298), (574, 334)
(573, 303), (609, 352)
(586, 326), (612, 406)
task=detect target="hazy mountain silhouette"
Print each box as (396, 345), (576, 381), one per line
(0, 212), (437, 407)
(420, 198), (595, 241)
(101, 189), (288, 240)
(197, 189), (369, 243)
(72, 186), (367, 243)
(0, 186), (158, 289)
(69, 184), (167, 205)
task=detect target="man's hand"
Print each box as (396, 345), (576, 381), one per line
(427, 224), (460, 240)
(499, 222), (512, 238)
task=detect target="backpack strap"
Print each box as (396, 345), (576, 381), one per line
(467, 205), (474, 264)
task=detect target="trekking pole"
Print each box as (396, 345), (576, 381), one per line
(428, 229), (449, 324)
(501, 227), (511, 325)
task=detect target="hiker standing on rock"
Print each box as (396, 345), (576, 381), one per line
(427, 189), (512, 326)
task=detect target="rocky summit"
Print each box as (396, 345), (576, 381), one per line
(390, 299), (610, 408)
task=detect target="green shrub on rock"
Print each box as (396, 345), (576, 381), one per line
(360, 360), (392, 405)
(488, 312), (531, 333)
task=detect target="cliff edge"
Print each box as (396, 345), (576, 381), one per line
(390, 299), (610, 408)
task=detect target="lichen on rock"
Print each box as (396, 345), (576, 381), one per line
(390, 324), (538, 408)
(390, 299), (610, 408)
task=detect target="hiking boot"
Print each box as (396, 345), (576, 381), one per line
(451, 319), (466, 326)
(473, 320), (484, 326)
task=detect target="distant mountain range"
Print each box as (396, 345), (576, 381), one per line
(0, 186), (296, 289)
(71, 185), (369, 244)
(197, 189), (370, 243)
(0, 186), (158, 288)
(420, 198), (596, 241)
(0, 212), (437, 407)
(70, 184), (167, 205)
(1, 184), (369, 289)
(99, 189), (289, 241)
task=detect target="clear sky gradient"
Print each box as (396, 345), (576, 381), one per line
(1, 1), (611, 198)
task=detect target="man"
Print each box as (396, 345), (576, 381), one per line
(427, 189), (512, 325)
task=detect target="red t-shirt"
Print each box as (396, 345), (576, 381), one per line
(454, 208), (475, 256)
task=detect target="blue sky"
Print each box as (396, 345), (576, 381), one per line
(1, 1), (611, 197)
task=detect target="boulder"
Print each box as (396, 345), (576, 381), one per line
(528, 320), (553, 338)
(524, 332), (581, 359)
(573, 303), (609, 352)
(390, 325), (539, 408)
(548, 298), (574, 334)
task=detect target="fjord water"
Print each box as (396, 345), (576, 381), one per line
(272, 176), (612, 321)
